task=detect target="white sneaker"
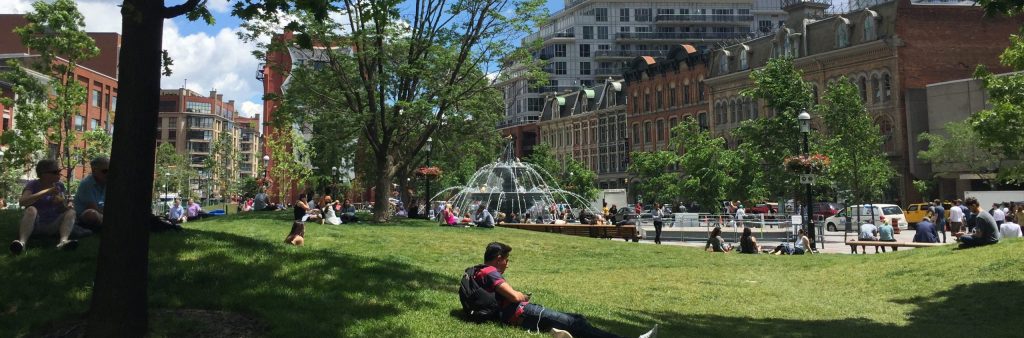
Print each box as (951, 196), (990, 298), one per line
(551, 328), (573, 338)
(638, 324), (658, 338)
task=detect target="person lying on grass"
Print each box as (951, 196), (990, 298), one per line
(463, 242), (658, 338)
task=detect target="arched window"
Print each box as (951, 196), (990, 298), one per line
(730, 100), (737, 123)
(719, 52), (730, 73)
(836, 19), (850, 48)
(871, 74), (881, 103)
(751, 100), (759, 119)
(863, 15), (877, 41)
(876, 116), (895, 153)
(740, 49), (749, 70)
(858, 76), (868, 103)
(883, 73), (892, 102)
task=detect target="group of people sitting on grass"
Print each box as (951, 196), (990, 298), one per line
(292, 193), (359, 224)
(438, 203), (496, 228)
(9, 158), (108, 255)
(702, 226), (813, 255)
(911, 197), (1012, 249)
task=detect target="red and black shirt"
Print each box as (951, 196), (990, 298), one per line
(473, 265), (528, 324)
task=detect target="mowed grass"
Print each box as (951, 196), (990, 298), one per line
(1, 209), (1022, 337)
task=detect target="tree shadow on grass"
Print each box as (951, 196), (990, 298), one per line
(146, 228), (457, 337)
(586, 281), (1023, 338)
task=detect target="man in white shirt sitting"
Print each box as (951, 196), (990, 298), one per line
(999, 215), (1022, 239)
(857, 222), (880, 254)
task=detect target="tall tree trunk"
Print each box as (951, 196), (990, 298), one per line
(372, 152), (395, 222)
(86, 0), (163, 336)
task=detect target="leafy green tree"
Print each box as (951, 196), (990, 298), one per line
(0, 62), (51, 201)
(627, 151), (681, 205)
(971, 29), (1024, 183)
(736, 57), (814, 201)
(672, 118), (736, 212)
(525, 142), (599, 206)
(727, 143), (768, 203)
(818, 78), (895, 204)
(244, 0), (547, 221)
(266, 128), (313, 204)
(153, 143), (192, 199)
(204, 133), (238, 201)
(918, 120), (1004, 186)
(13, 0), (100, 196)
(913, 179), (934, 202)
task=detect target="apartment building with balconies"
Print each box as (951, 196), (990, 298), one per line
(157, 88), (240, 183)
(497, 0), (785, 157)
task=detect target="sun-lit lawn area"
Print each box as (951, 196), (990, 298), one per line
(1, 209), (1022, 337)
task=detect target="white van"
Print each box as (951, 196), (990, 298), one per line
(824, 204), (908, 231)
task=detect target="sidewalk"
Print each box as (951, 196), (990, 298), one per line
(634, 226), (956, 254)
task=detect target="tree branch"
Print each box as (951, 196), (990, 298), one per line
(163, 0), (203, 19)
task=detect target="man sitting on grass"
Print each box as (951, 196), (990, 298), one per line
(955, 197), (999, 249)
(73, 156), (107, 232)
(464, 242), (657, 338)
(10, 159), (78, 255)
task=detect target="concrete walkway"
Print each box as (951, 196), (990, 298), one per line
(633, 226), (957, 254)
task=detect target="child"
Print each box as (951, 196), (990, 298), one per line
(285, 221), (305, 246)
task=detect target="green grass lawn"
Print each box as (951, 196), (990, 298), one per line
(1, 209), (1022, 337)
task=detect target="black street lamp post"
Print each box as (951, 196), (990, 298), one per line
(798, 109), (815, 249)
(425, 137), (432, 210)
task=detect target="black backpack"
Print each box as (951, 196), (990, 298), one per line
(458, 265), (499, 322)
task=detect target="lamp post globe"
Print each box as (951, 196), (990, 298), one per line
(798, 109), (811, 133)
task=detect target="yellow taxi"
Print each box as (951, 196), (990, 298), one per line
(905, 202), (952, 226)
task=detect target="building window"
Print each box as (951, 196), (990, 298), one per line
(836, 23), (850, 48)
(189, 142), (210, 153)
(883, 73), (892, 101)
(528, 97), (544, 111)
(751, 100), (759, 119)
(864, 16), (877, 41)
(644, 121), (652, 144)
(872, 74), (882, 103)
(635, 8), (651, 22)
(669, 87), (677, 107)
(783, 37), (792, 57)
(656, 89), (663, 110)
(597, 26), (608, 39)
(719, 52), (729, 73)
(75, 115), (85, 131)
(858, 76), (868, 102)
(582, 26), (593, 39)
(656, 119), (665, 143)
(580, 62), (591, 75)
(698, 81), (705, 101)
(683, 85), (691, 104)
(159, 100), (177, 112)
(643, 93), (651, 112)
(877, 116), (895, 153)
(698, 113), (708, 130)
(168, 129), (177, 142)
(90, 118), (100, 131)
(186, 101), (212, 113)
(631, 123), (639, 145)
(595, 8), (608, 22)
(91, 90), (101, 107)
(813, 85), (819, 104)
(111, 96), (117, 111)
(740, 50), (748, 70)
(188, 116), (213, 128)
(657, 8), (674, 16)
(758, 20), (772, 33)
(554, 44), (566, 57)
(580, 44), (590, 57)
(554, 62), (567, 75)
(188, 130), (213, 141)
(619, 8), (630, 22)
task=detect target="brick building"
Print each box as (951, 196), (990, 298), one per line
(234, 116), (260, 179)
(703, 0), (1024, 203)
(536, 78), (629, 189)
(0, 14), (119, 180)
(157, 88), (241, 198)
(623, 44), (711, 154)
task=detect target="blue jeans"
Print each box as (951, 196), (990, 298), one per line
(958, 235), (997, 249)
(518, 303), (624, 338)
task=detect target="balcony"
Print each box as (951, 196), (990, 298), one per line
(654, 14), (755, 26)
(593, 50), (666, 60)
(594, 68), (624, 76)
(615, 32), (751, 42)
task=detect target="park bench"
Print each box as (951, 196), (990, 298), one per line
(498, 223), (639, 242)
(844, 240), (945, 252)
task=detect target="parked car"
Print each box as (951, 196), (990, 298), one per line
(813, 202), (842, 218)
(905, 202), (952, 228)
(748, 203), (779, 214)
(824, 204), (909, 231)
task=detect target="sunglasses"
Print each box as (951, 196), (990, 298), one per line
(44, 169), (61, 175)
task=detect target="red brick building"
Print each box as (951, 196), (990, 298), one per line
(0, 14), (119, 180)
(704, 0), (1024, 203)
(623, 44), (711, 154)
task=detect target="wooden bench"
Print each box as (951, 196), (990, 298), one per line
(498, 223), (639, 242)
(845, 240), (945, 252)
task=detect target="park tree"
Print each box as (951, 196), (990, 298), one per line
(736, 57), (814, 201)
(524, 142), (600, 205)
(627, 151), (681, 206)
(204, 132), (238, 201)
(244, 0), (547, 221)
(817, 78), (895, 204)
(672, 118), (736, 212)
(0, 62), (50, 201)
(918, 120), (1005, 187)
(10, 0), (99, 196)
(153, 142), (193, 199)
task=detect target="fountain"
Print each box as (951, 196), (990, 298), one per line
(431, 139), (599, 222)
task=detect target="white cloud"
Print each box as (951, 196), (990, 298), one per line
(206, 0), (232, 13)
(240, 101), (262, 118)
(160, 19), (264, 115)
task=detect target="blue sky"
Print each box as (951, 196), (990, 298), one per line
(0, 0), (568, 117)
